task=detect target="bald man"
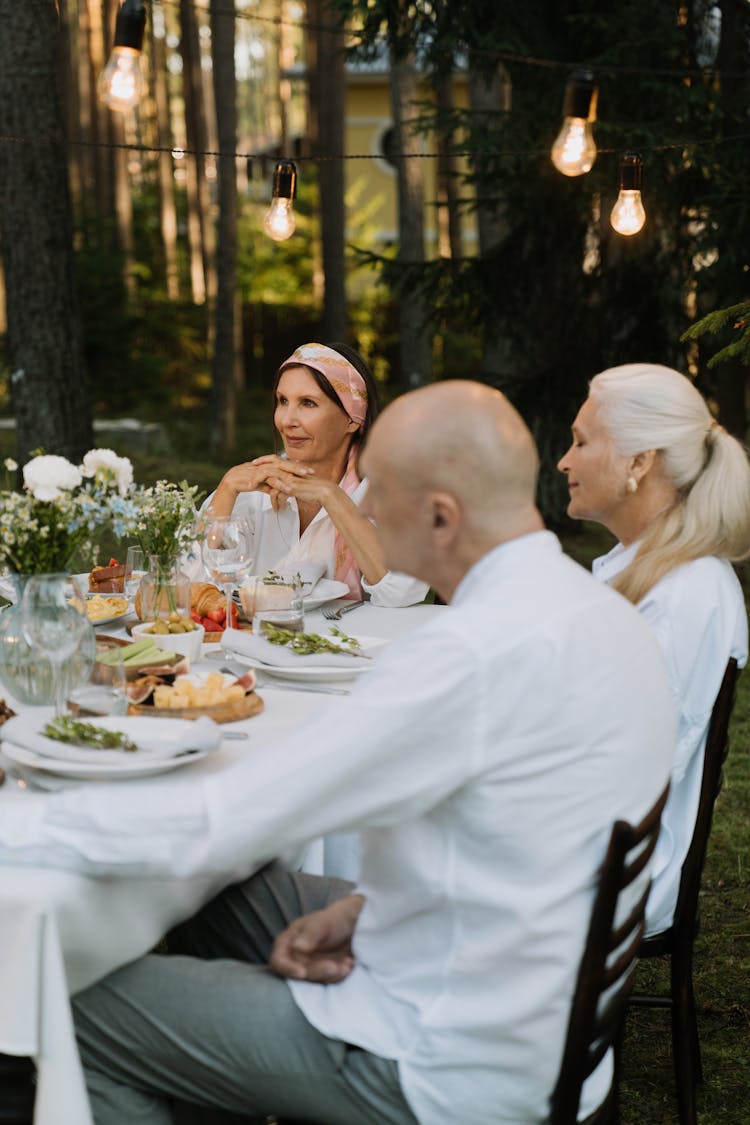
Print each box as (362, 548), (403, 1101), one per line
(63, 382), (674, 1123)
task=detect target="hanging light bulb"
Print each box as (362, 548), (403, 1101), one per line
(610, 152), (646, 236)
(263, 161), (297, 242)
(551, 69), (598, 177)
(98, 0), (147, 113)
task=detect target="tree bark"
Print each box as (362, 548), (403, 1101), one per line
(209, 0), (240, 454)
(390, 48), (433, 388)
(436, 74), (463, 259)
(316, 1), (347, 340)
(180, 0), (216, 308)
(150, 11), (180, 300)
(0, 0), (92, 462)
(468, 61), (511, 380)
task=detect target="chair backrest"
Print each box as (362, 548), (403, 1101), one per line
(670, 657), (739, 943)
(549, 783), (670, 1125)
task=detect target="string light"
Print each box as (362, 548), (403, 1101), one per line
(263, 160), (297, 241)
(610, 152), (646, 235)
(551, 69), (598, 177)
(99, 0), (147, 113)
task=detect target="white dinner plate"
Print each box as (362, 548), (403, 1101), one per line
(302, 579), (350, 610)
(85, 594), (131, 627)
(1, 722), (211, 780)
(231, 635), (386, 683)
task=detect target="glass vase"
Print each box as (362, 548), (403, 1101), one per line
(0, 574), (96, 705)
(139, 554), (190, 622)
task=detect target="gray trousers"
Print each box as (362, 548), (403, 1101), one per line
(72, 863), (419, 1125)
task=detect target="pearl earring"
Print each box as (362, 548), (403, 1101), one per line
(626, 476), (638, 494)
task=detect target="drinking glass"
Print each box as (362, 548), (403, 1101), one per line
(200, 516), (253, 631)
(124, 545), (146, 604)
(253, 589), (305, 635)
(68, 640), (129, 717)
(21, 574), (93, 716)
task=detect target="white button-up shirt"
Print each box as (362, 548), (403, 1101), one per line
(0, 532), (675, 1123)
(593, 543), (748, 934)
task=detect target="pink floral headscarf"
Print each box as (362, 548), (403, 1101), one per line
(278, 343), (369, 599)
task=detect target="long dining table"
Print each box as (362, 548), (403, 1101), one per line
(0, 599), (443, 1125)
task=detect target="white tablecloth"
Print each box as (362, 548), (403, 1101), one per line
(0, 600), (442, 1125)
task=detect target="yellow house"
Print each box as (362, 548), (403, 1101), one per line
(282, 54), (477, 255)
(344, 58), (477, 253)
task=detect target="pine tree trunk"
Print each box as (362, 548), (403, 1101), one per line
(390, 49), (433, 388)
(0, 0), (92, 462)
(436, 74), (463, 259)
(209, 0), (239, 454)
(150, 12), (180, 300)
(180, 0), (214, 307)
(468, 62), (511, 380)
(317, 1), (347, 340)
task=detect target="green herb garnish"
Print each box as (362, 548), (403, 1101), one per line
(262, 570), (308, 591)
(43, 715), (138, 753)
(259, 624), (366, 657)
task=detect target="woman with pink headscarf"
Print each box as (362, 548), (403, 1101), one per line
(208, 342), (428, 607)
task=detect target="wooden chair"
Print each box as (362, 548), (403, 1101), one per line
(626, 657), (739, 1125)
(549, 783), (670, 1125)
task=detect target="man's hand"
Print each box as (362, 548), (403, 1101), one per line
(269, 894), (365, 983)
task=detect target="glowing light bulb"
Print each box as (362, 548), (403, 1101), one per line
(263, 161), (297, 242)
(98, 47), (143, 112)
(551, 118), (597, 177)
(99, 1), (146, 113)
(550, 69), (598, 178)
(610, 153), (646, 236)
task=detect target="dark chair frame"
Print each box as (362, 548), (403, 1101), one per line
(0, 1054), (35, 1125)
(627, 657), (739, 1125)
(549, 783), (670, 1125)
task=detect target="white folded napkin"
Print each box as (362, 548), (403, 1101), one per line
(276, 560), (326, 588)
(221, 626), (372, 669)
(1, 714), (222, 765)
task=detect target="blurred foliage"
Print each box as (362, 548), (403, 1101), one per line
(682, 299), (750, 369)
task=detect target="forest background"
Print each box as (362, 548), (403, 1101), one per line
(1, 1), (750, 522)
(0, 3), (749, 1123)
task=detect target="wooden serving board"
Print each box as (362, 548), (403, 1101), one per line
(128, 690), (264, 724)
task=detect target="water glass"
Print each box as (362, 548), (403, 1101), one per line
(124, 545), (146, 603)
(254, 592), (305, 635)
(68, 640), (129, 717)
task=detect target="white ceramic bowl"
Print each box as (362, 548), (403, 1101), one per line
(131, 620), (205, 665)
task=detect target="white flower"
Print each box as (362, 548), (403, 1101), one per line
(3, 458), (17, 472)
(80, 448), (134, 496)
(23, 455), (82, 501)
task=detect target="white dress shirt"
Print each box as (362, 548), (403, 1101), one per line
(191, 478), (428, 608)
(0, 532), (675, 1124)
(592, 542), (748, 935)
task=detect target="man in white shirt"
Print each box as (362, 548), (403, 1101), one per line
(65, 381), (674, 1123)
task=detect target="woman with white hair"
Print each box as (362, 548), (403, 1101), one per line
(558, 362), (750, 935)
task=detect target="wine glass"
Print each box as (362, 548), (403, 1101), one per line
(200, 515), (253, 632)
(124, 545), (146, 605)
(21, 574), (94, 716)
(68, 639), (129, 717)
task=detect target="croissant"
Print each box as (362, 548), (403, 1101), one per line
(190, 582), (225, 617)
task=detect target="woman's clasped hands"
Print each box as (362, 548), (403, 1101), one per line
(221, 454), (324, 513)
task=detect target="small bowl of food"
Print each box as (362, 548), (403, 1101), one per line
(131, 615), (205, 665)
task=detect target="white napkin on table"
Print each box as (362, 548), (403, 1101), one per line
(221, 626), (373, 669)
(1, 714), (222, 765)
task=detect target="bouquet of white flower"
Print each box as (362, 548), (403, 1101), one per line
(0, 449), (135, 575)
(129, 479), (203, 559)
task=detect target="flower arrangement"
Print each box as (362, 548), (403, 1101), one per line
(128, 479), (204, 559)
(0, 450), (135, 575)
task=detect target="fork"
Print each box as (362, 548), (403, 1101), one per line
(322, 599), (366, 621)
